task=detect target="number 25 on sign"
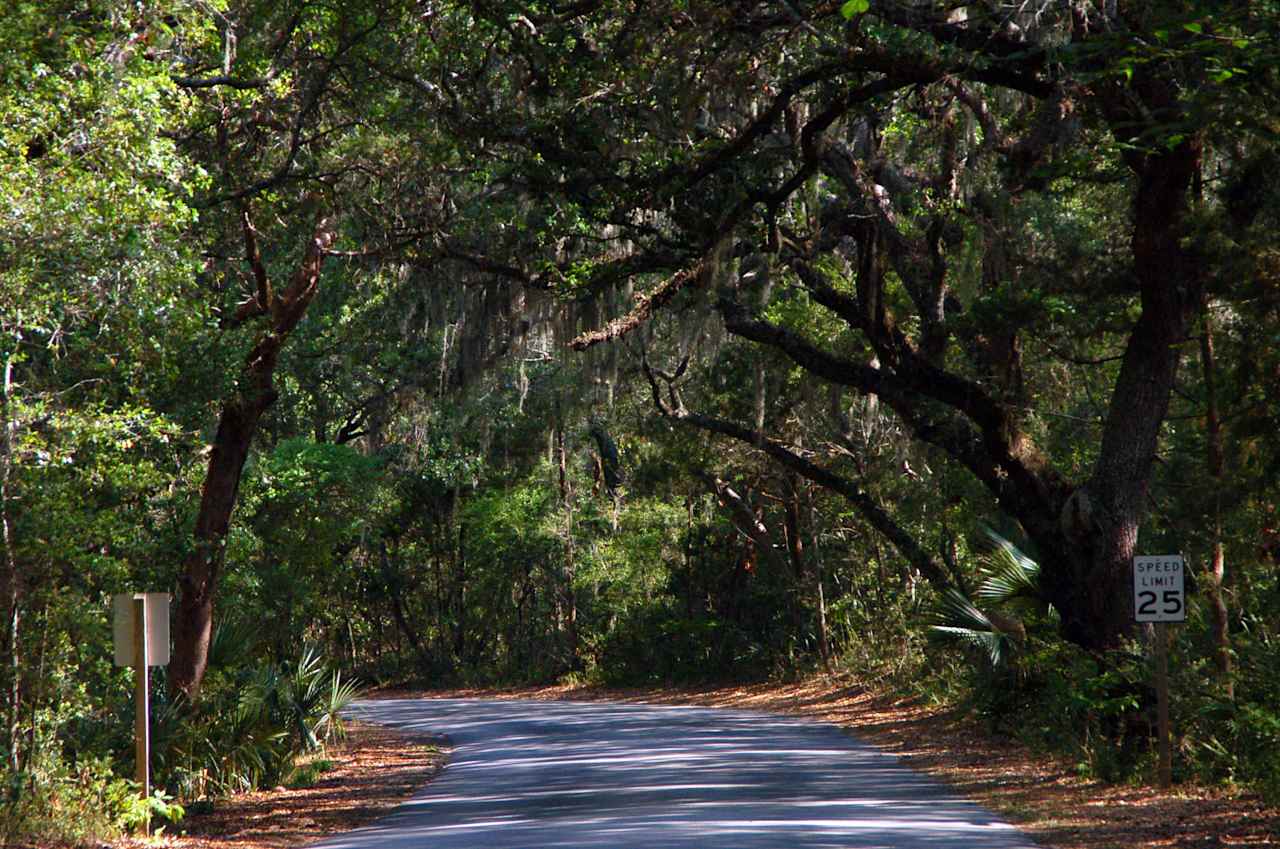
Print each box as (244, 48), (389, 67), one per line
(1133, 555), (1186, 623)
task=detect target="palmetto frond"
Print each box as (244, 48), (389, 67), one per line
(931, 588), (1015, 667)
(975, 525), (1043, 608)
(930, 526), (1051, 667)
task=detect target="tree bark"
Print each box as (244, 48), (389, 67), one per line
(1201, 303), (1233, 699)
(1, 347), (21, 771)
(807, 486), (832, 672)
(381, 542), (426, 665)
(169, 211), (336, 700)
(1042, 134), (1203, 653)
(782, 480), (806, 641)
(587, 1), (1211, 659)
(453, 496), (467, 662)
(644, 361), (954, 594)
(707, 136), (1202, 654)
(555, 415), (581, 670)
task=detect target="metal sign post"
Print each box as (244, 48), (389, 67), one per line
(113, 593), (170, 836)
(1133, 555), (1184, 789)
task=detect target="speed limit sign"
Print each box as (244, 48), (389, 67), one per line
(1133, 555), (1186, 623)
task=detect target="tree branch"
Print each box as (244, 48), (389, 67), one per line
(643, 358), (953, 591)
(173, 74), (270, 90)
(231, 204), (272, 325)
(570, 260), (706, 351)
(718, 297), (1068, 531)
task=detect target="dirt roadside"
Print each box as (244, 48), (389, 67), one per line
(111, 720), (446, 849)
(123, 676), (1277, 849)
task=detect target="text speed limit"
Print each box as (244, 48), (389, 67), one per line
(1133, 555), (1186, 623)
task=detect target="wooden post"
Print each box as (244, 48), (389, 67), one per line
(1155, 622), (1171, 788)
(133, 595), (151, 835)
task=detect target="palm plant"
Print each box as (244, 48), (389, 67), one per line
(206, 617), (263, 671)
(253, 644), (362, 753)
(157, 641), (361, 800)
(314, 668), (362, 746)
(930, 526), (1053, 667)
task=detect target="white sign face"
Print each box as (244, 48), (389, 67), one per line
(112, 593), (171, 666)
(1133, 555), (1186, 623)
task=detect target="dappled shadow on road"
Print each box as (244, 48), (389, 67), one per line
(315, 698), (1037, 849)
(403, 682), (1279, 849)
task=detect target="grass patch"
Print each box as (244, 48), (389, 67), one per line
(286, 757), (337, 789)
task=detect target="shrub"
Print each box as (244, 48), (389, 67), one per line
(0, 752), (177, 845)
(157, 642), (361, 801)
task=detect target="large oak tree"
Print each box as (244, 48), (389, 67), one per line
(407, 0), (1277, 653)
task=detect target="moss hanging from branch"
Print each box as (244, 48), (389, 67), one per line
(569, 261), (707, 351)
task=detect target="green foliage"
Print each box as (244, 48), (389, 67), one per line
(1175, 594), (1280, 802)
(840, 0), (870, 18)
(0, 744), (185, 844)
(974, 528), (1044, 608)
(925, 533), (1160, 783)
(596, 606), (726, 685)
(117, 787), (186, 834)
(253, 645), (361, 753)
(930, 528), (1050, 668)
(1, 757), (133, 844)
(1224, 704), (1280, 805)
(0, 0), (203, 337)
(827, 589), (932, 685)
(1180, 691), (1280, 806)
(924, 534), (1280, 798)
(932, 589), (1014, 667)
(928, 633), (1150, 783)
(286, 757), (335, 789)
(158, 642), (361, 800)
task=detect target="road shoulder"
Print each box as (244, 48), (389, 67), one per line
(112, 720), (447, 849)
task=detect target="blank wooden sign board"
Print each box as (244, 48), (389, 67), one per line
(112, 593), (170, 666)
(113, 593), (170, 834)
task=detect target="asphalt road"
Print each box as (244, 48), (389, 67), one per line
(311, 697), (1040, 849)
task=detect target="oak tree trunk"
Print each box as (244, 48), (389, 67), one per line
(169, 211), (336, 700)
(1041, 137), (1203, 653)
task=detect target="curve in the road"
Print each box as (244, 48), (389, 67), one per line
(312, 697), (1039, 849)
